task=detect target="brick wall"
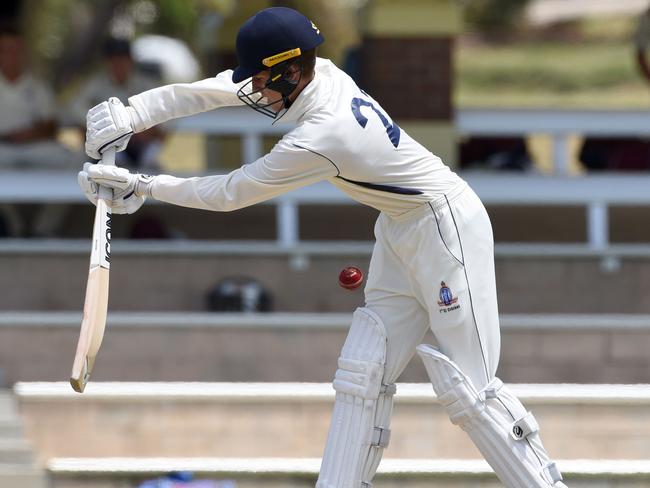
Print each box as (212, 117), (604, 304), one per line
(361, 37), (452, 120)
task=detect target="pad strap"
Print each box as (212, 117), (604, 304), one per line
(417, 344), (565, 488)
(317, 307), (392, 488)
(542, 462), (563, 484)
(481, 378), (503, 400)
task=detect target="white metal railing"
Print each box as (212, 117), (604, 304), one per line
(465, 173), (650, 250)
(456, 108), (650, 175)
(172, 107), (650, 175)
(15, 380), (650, 403)
(4, 311), (650, 331)
(174, 107), (650, 247)
(2, 170), (650, 249)
(172, 108), (290, 164)
(43, 457), (650, 478)
(3, 108), (650, 248)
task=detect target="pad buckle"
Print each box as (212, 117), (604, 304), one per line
(510, 411), (539, 440)
(371, 426), (391, 448)
(380, 383), (397, 396)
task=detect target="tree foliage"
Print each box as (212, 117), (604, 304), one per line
(19, 0), (232, 88)
(464, 0), (532, 37)
(17, 0), (359, 90)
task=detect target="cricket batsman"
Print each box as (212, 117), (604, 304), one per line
(79, 7), (567, 488)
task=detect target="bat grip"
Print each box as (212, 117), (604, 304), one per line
(101, 147), (116, 167)
(98, 147), (116, 201)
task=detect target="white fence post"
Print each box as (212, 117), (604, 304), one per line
(242, 133), (263, 163)
(587, 201), (608, 250)
(277, 200), (299, 247)
(552, 133), (571, 175)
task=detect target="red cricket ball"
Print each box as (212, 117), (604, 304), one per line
(338, 266), (364, 290)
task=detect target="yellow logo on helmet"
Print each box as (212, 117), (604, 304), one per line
(262, 48), (302, 67)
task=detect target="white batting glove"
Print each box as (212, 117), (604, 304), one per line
(77, 162), (154, 214)
(85, 97), (135, 159)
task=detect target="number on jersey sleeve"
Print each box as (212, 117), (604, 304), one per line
(350, 97), (401, 148)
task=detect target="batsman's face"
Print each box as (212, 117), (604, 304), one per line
(251, 70), (284, 113)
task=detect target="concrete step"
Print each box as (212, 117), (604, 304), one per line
(47, 457), (650, 488)
(0, 439), (34, 464)
(0, 464), (47, 488)
(15, 382), (650, 461)
(3, 312), (650, 384)
(0, 391), (17, 419)
(0, 419), (25, 439)
(0, 391), (46, 487)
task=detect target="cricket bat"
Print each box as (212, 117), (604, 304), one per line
(70, 148), (115, 392)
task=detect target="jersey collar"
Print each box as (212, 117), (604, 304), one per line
(273, 58), (332, 125)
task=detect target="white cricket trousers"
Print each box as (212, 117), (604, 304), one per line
(364, 182), (500, 389)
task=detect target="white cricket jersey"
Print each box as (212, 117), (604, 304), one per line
(128, 58), (463, 217)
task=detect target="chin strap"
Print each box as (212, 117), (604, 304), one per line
(266, 59), (301, 101)
(236, 58), (303, 119)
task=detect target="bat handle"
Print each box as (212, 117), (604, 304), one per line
(98, 147), (117, 201)
(101, 146), (116, 166)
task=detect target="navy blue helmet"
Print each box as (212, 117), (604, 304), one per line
(232, 7), (324, 118)
(232, 7), (324, 83)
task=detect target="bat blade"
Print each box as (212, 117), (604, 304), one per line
(70, 265), (109, 392)
(70, 148), (114, 392)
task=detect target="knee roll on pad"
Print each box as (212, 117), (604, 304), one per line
(317, 307), (396, 488)
(417, 344), (567, 488)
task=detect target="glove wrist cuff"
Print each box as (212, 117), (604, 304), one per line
(125, 106), (146, 133)
(134, 174), (155, 198)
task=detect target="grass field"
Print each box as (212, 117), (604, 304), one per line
(456, 16), (650, 108)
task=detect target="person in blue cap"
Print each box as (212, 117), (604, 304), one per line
(78, 7), (567, 488)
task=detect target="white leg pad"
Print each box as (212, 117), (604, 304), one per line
(317, 307), (395, 488)
(417, 344), (568, 488)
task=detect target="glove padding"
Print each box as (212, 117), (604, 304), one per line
(78, 162), (153, 214)
(85, 97), (134, 159)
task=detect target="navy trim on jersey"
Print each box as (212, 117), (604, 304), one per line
(443, 194), (491, 385)
(429, 201), (464, 267)
(291, 143), (422, 196)
(293, 143), (340, 175)
(336, 176), (423, 195)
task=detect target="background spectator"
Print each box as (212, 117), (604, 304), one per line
(634, 6), (650, 86)
(579, 137), (650, 171)
(0, 25), (80, 237)
(0, 25), (76, 168)
(69, 37), (165, 172)
(459, 136), (534, 172)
